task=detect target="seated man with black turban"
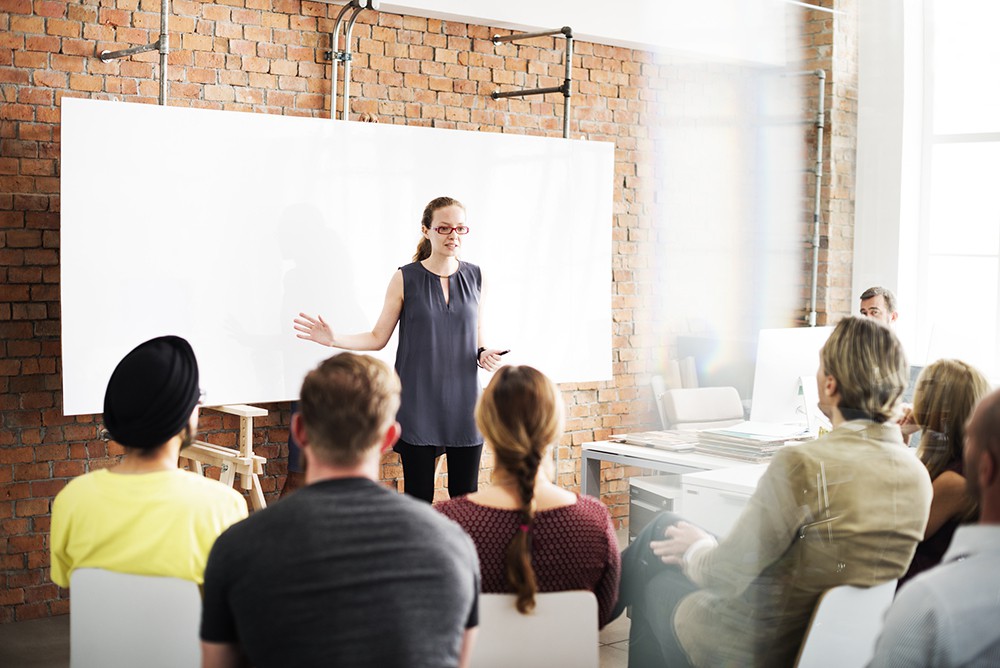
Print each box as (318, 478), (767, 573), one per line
(50, 336), (248, 588)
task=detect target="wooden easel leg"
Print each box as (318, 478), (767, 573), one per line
(220, 463), (236, 487)
(248, 475), (266, 511)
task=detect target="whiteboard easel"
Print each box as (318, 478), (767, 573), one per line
(182, 404), (268, 510)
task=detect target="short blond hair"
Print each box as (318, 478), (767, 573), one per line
(299, 353), (401, 467)
(820, 317), (908, 423)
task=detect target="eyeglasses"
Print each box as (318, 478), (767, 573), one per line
(433, 225), (469, 235)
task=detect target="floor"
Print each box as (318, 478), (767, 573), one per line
(0, 528), (632, 668)
(0, 614), (69, 668)
(0, 611), (630, 668)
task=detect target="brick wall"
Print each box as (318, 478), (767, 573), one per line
(0, 0), (856, 622)
(800, 0), (859, 322)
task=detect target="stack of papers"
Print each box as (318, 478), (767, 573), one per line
(696, 422), (813, 462)
(610, 430), (699, 452)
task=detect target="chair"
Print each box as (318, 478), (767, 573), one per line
(661, 386), (744, 431)
(70, 568), (201, 668)
(469, 591), (599, 668)
(651, 374), (671, 428)
(794, 579), (898, 668)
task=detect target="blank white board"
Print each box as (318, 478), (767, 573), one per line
(60, 98), (613, 415)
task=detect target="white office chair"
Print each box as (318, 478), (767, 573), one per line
(661, 386), (744, 431)
(469, 591), (599, 668)
(70, 568), (201, 668)
(794, 579), (897, 668)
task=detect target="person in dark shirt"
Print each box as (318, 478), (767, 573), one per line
(201, 353), (480, 668)
(294, 196), (506, 502)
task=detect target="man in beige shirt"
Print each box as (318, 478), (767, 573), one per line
(617, 316), (932, 667)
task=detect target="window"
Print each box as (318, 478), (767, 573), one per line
(913, 0), (1000, 378)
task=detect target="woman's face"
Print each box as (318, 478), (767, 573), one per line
(423, 205), (467, 258)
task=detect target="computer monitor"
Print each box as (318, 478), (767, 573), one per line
(749, 326), (834, 426)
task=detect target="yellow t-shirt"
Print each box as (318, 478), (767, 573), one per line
(50, 468), (248, 587)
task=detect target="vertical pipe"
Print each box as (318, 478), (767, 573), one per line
(158, 0), (169, 105)
(808, 69), (826, 327)
(330, 2), (355, 120)
(341, 6), (364, 120)
(562, 33), (573, 139)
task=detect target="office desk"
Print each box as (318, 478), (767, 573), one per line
(580, 441), (757, 498)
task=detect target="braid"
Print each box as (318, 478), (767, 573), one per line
(506, 445), (541, 614)
(478, 365), (566, 616)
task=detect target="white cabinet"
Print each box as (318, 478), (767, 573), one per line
(680, 465), (769, 537)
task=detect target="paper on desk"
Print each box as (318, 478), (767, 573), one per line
(702, 421), (811, 440)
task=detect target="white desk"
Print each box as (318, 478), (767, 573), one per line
(580, 441), (757, 498)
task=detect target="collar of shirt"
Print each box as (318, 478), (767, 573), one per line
(941, 524), (1000, 564)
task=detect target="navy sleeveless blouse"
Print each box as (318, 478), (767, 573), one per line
(395, 261), (482, 447)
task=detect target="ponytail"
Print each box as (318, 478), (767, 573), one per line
(505, 448), (541, 614)
(413, 236), (431, 262)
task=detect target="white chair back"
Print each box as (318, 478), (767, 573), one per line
(470, 591), (599, 668)
(794, 579), (898, 668)
(662, 386), (744, 431)
(651, 374), (670, 428)
(70, 568), (201, 668)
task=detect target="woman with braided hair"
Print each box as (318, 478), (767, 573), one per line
(435, 365), (621, 628)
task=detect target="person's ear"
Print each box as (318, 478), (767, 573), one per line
(291, 412), (308, 449)
(981, 450), (997, 489)
(890, 311), (899, 323)
(823, 374), (838, 400)
(380, 421), (401, 455)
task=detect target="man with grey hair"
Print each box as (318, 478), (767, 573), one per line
(616, 317), (931, 667)
(860, 286), (899, 325)
(201, 353), (480, 668)
(869, 388), (1000, 667)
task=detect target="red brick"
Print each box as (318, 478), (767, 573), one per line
(14, 603), (49, 622)
(46, 19), (81, 38)
(53, 461), (85, 478)
(14, 499), (49, 516)
(51, 54), (85, 73)
(2, 0), (33, 14)
(67, 73), (102, 92)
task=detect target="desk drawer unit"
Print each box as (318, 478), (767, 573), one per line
(680, 465), (769, 537)
(628, 475), (681, 542)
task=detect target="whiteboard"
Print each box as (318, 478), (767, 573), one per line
(60, 98), (613, 415)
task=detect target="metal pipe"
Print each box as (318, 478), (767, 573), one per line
(808, 69), (826, 327)
(98, 0), (170, 105)
(100, 42), (159, 61)
(329, 1), (356, 120)
(491, 85), (566, 100)
(490, 27), (574, 138)
(562, 31), (573, 138)
(341, 4), (365, 121)
(492, 28), (568, 44)
(158, 0), (169, 106)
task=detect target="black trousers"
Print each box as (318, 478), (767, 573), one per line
(615, 512), (698, 668)
(395, 441), (483, 503)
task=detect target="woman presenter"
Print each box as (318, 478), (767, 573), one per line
(294, 196), (504, 502)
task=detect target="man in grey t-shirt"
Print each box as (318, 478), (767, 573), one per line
(201, 354), (480, 668)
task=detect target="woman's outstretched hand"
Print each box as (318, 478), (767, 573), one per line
(294, 312), (335, 347)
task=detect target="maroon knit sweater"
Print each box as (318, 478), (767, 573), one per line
(436, 494), (621, 628)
